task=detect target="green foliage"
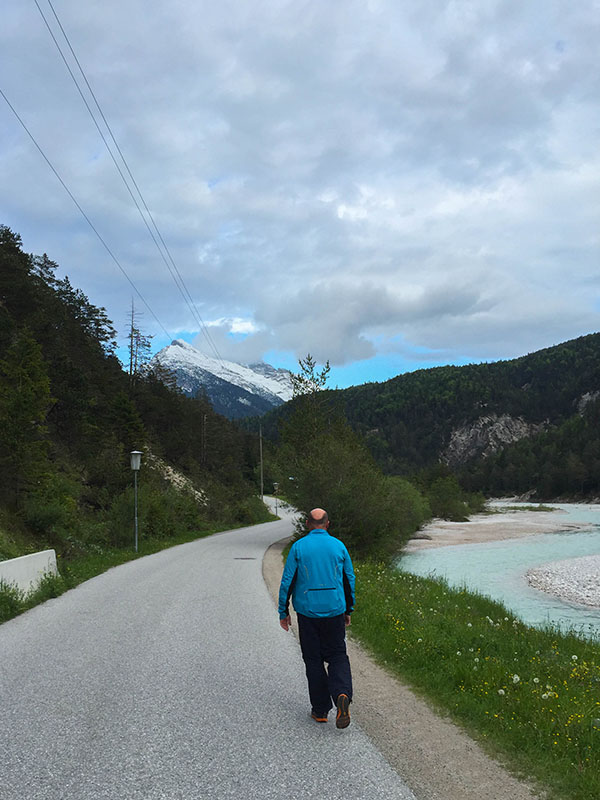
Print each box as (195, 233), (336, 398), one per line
(279, 356), (430, 556)
(0, 224), (266, 567)
(0, 328), (53, 507)
(260, 325), (600, 500)
(352, 562), (600, 800)
(415, 464), (485, 521)
(230, 494), (275, 526)
(0, 572), (73, 624)
(462, 398), (600, 499)
(337, 334), (600, 479)
(386, 476), (432, 533)
(107, 482), (206, 547)
(0, 580), (25, 624)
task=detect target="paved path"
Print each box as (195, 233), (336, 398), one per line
(0, 504), (414, 799)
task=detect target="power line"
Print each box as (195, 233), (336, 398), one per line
(0, 86), (173, 341)
(36, 0), (225, 363)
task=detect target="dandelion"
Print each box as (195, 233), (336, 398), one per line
(474, 657), (479, 662)
(467, 623), (472, 627)
(571, 655), (578, 661)
(498, 689), (505, 696)
(457, 651), (462, 656)
(512, 674), (520, 684)
(533, 678), (540, 684)
(417, 638), (422, 643)
(542, 693), (549, 700)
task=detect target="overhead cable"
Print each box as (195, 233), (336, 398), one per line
(35, 0), (225, 363)
(0, 86), (173, 341)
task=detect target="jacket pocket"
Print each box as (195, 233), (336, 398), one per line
(307, 587), (339, 614)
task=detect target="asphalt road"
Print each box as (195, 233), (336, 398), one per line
(0, 503), (415, 799)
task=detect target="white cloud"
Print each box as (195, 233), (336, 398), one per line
(1, 0), (599, 382)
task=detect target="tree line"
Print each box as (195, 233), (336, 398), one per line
(0, 225), (267, 562)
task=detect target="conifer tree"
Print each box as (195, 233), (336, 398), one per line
(0, 329), (53, 506)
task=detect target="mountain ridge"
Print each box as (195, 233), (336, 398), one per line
(151, 339), (293, 419)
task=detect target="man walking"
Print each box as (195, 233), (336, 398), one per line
(278, 508), (355, 728)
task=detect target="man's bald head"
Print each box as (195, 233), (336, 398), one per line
(307, 508), (329, 529)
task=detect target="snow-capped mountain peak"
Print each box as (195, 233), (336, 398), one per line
(151, 340), (293, 418)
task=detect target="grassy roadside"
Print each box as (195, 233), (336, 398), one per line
(350, 561), (599, 800)
(0, 516), (276, 626)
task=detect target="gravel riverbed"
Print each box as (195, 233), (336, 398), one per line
(526, 554), (600, 608)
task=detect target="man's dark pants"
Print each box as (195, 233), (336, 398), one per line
(297, 612), (353, 713)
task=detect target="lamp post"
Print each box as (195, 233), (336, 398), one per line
(130, 451), (143, 552)
(258, 424), (264, 500)
(273, 482), (279, 515)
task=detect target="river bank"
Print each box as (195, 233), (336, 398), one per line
(405, 501), (600, 611)
(527, 554), (600, 608)
(404, 503), (596, 553)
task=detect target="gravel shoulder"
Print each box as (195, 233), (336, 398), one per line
(263, 538), (545, 800)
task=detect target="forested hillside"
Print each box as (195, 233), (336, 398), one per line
(340, 336), (599, 470)
(258, 334), (600, 499)
(0, 225), (266, 562)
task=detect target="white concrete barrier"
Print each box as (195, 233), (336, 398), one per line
(0, 550), (59, 594)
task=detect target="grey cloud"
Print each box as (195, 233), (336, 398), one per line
(1, 0), (599, 381)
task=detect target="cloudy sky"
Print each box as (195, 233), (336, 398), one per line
(2, 1), (599, 387)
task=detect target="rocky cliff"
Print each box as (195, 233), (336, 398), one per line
(442, 414), (546, 466)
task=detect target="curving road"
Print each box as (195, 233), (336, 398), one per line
(0, 502), (414, 799)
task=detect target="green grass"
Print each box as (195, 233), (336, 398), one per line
(485, 504), (557, 514)
(0, 517), (276, 625)
(350, 561), (599, 800)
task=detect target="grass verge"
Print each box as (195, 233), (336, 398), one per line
(350, 561), (599, 800)
(0, 517), (276, 626)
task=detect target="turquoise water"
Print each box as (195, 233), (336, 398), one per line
(399, 503), (600, 639)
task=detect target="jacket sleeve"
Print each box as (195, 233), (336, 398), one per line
(342, 548), (356, 614)
(278, 545), (298, 619)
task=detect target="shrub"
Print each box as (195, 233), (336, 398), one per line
(0, 580), (25, 623)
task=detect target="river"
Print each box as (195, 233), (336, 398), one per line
(398, 502), (600, 640)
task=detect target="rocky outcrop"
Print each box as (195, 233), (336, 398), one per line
(577, 391), (600, 415)
(442, 414), (545, 466)
(146, 452), (208, 506)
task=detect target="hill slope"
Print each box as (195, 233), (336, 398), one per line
(0, 225), (267, 560)
(339, 334), (600, 476)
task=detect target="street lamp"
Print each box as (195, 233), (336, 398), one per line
(130, 451), (143, 552)
(273, 482), (279, 515)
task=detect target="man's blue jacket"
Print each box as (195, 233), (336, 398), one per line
(278, 529), (355, 619)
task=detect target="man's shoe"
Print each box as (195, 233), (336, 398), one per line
(335, 694), (350, 729)
(311, 710), (328, 723)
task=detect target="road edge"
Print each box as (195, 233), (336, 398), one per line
(262, 538), (545, 800)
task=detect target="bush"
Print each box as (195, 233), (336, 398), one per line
(0, 580), (24, 623)
(231, 495), (274, 525)
(106, 482), (206, 547)
(22, 473), (81, 550)
(426, 475), (470, 521)
(26, 571), (70, 606)
(286, 429), (427, 557)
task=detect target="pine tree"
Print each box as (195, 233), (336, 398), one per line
(0, 329), (53, 506)
(126, 300), (153, 387)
